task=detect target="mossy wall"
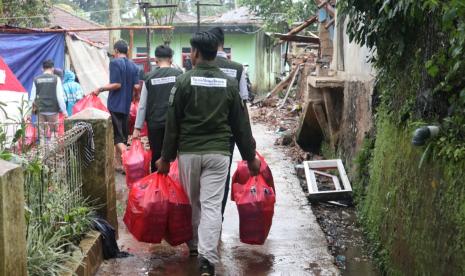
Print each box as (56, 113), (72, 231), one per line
(355, 114), (465, 275)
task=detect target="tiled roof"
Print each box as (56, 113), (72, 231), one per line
(49, 6), (109, 45)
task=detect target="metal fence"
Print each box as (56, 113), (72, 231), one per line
(0, 120), (91, 226)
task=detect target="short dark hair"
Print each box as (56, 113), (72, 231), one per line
(190, 32), (219, 61)
(155, 45), (173, 58)
(114, 40), (128, 54)
(43, 59), (54, 69)
(209, 27), (224, 45)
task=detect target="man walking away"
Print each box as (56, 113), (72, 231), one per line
(155, 32), (261, 276)
(92, 40), (140, 172)
(63, 70), (84, 116)
(209, 27), (249, 101)
(209, 27), (251, 217)
(133, 45), (183, 172)
(30, 59), (68, 143)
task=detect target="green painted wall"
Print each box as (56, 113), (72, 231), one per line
(124, 30), (279, 93)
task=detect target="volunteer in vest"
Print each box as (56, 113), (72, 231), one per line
(29, 59), (68, 142)
(209, 27), (251, 217)
(133, 45), (182, 171)
(155, 32), (261, 276)
(92, 40), (140, 172)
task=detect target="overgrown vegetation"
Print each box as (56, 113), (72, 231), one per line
(0, 100), (96, 275)
(339, 1), (465, 274)
(240, 0), (317, 31)
(0, 0), (51, 27)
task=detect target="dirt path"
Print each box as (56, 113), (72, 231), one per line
(96, 122), (339, 276)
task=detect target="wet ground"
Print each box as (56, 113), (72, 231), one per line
(294, 162), (380, 276)
(96, 123), (339, 276)
(310, 203), (379, 276)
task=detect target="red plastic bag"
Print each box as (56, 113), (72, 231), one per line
(122, 139), (151, 189)
(57, 113), (65, 136)
(231, 152), (275, 201)
(123, 173), (170, 243)
(129, 101), (148, 136)
(17, 123), (37, 152)
(24, 123), (37, 146)
(233, 175), (276, 245)
(165, 178), (192, 246)
(168, 159), (180, 184)
(72, 94), (108, 115)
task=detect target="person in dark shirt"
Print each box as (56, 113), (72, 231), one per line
(155, 32), (260, 276)
(92, 40), (140, 171)
(29, 59), (68, 143)
(209, 27), (251, 218)
(133, 45), (183, 171)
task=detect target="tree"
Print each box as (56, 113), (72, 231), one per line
(52, 0), (109, 24)
(239, 0), (316, 31)
(0, 0), (52, 27)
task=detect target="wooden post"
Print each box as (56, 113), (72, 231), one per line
(129, 30), (134, 59)
(109, 0), (121, 50)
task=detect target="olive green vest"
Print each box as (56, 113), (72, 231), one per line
(214, 56), (243, 84)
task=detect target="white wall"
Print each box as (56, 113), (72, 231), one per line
(331, 16), (376, 81)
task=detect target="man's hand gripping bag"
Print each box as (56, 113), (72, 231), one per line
(72, 94), (109, 114)
(231, 152), (275, 201)
(122, 138), (151, 189)
(123, 173), (170, 243)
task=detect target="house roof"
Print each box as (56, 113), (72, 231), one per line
(213, 7), (261, 24)
(133, 7), (262, 26)
(49, 6), (109, 45)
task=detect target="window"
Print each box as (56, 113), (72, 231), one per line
(136, 47), (148, 57)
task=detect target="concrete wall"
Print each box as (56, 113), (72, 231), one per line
(0, 160), (27, 276)
(325, 14), (376, 168)
(330, 17), (376, 81)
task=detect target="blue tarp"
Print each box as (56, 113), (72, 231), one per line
(0, 33), (65, 93)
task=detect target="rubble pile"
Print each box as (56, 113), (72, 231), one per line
(250, 49), (317, 163)
(250, 104), (312, 163)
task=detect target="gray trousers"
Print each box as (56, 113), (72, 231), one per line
(179, 153), (230, 264)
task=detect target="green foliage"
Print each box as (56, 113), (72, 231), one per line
(434, 115), (465, 161)
(53, 0), (108, 24)
(0, 100), (96, 274)
(0, 0), (52, 27)
(353, 137), (374, 203)
(26, 225), (79, 276)
(356, 115), (465, 275)
(25, 162), (96, 275)
(240, 0), (316, 31)
(339, 1), (465, 274)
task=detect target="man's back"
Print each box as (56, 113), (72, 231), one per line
(107, 57), (139, 114)
(34, 73), (59, 113)
(144, 67), (183, 129)
(175, 62), (236, 154)
(214, 56), (243, 84)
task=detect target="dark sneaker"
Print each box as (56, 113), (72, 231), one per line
(189, 248), (198, 257)
(199, 257), (215, 276)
